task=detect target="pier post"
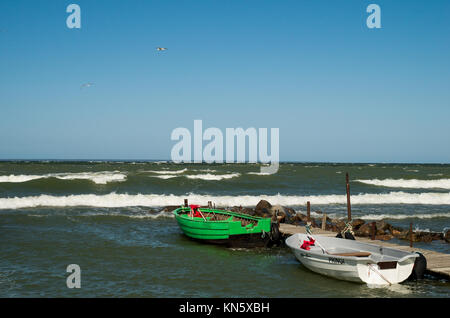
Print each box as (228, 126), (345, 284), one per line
(346, 173), (352, 221)
(321, 213), (327, 230)
(371, 222), (376, 240)
(184, 199), (188, 207)
(307, 201), (311, 222)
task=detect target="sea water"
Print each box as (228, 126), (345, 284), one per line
(0, 161), (449, 297)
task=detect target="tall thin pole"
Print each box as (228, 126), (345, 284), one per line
(346, 173), (352, 221)
(307, 201), (311, 222)
(371, 222), (376, 240)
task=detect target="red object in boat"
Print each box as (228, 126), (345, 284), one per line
(189, 204), (203, 218)
(300, 238), (315, 250)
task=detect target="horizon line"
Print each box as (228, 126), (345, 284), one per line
(0, 159), (448, 165)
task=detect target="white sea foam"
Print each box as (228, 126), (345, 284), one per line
(306, 211), (450, 221)
(149, 172), (239, 180)
(356, 178), (450, 189)
(125, 212), (174, 219)
(247, 172), (272, 176)
(145, 168), (187, 175)
(0, 171), (127, 184)
(83, 211), (175, 219)
(356, 213), (450, 220)
(0, 175), (44, 183)
(1, 191), (450, 210)
(185, 173), (240, 181)
(151, 175), (178, 179)
(55, 172), (127, 184)
(192, 169), (217, 173)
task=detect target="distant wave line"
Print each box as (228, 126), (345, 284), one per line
(0, 172), (127, 185)
(149, 173), (241, 181)
(356, 178), (450, 189)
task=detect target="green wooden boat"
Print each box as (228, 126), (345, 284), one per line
(173, 205), (278, 247)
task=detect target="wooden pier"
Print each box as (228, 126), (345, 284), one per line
(279, 223), (450, 279)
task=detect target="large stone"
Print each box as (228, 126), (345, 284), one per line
(254, 200), (272, 217)
(375, 220), (392, 234)
(391, 229), (403, 236)
(415, 231), (443, 242)
(270, 204), (287, 222)
(160, 206), (180, 212)
(351, 219), (365, 231)
(326, 223), (339, 232)
(390, 226), (404, 237)
(229, 206), (240, 212)
(282, 207), (296, 224)
(330, 219), (346, 232)
(355, 223), (372, 237)
(290, 212), (308, 225)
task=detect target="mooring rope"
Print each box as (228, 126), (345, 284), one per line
(305, 222), (313, 235)
(341, 220), (355, 237)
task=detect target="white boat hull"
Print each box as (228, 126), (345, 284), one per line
(286, 233), (418, 285)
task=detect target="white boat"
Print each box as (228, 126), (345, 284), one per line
(285, 233), (419, 285)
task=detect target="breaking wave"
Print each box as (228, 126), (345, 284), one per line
(0, 172), (127, 185)
(307, 211), (450, 221)
(185, 173), (240, 181)
(149, 172), (240, 180)
(1, 191), (450, 210)
(0, 175), (43, 183)
(145, 168), (187, 175)
(356, 178), (450, 189)
(247, 172), (272, 176)
(356, 213), (450, 220)
(150, 175), (178, 180)
(82, 211), (175, 219)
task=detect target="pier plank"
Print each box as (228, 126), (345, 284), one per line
(279, 224), (450, 279)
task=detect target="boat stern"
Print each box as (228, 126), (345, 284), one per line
(357, 256), (417, 285)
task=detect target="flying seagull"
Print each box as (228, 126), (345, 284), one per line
(156, 47), (167, 51)
(80, 82), (94, 89)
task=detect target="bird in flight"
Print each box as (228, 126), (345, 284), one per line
(80, 82), (94, 89)
(156, 47), (167, 51)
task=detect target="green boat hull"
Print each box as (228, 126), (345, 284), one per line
(173, 207), (273, 246)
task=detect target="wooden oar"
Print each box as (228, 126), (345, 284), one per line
(306, 234), (329, 255)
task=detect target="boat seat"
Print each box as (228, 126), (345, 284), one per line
(330, 252), (372, 257)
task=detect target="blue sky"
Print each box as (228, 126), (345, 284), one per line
(0, 0), (449, 162)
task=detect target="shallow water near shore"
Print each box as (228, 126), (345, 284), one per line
(1, 161), (449, 297)
(1, 213), (449, 297)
